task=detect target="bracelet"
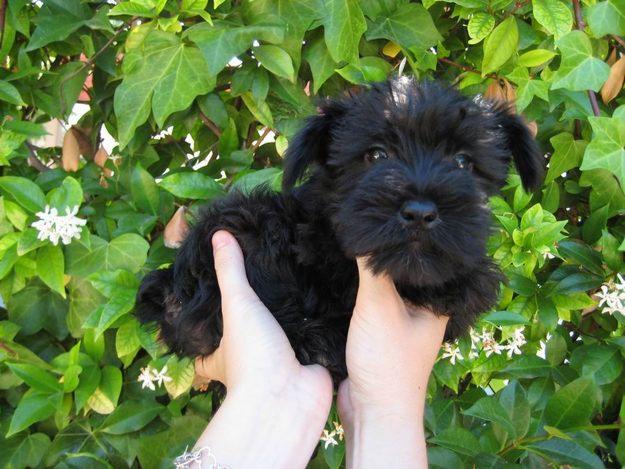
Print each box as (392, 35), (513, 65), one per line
(173, 446), (229, 469)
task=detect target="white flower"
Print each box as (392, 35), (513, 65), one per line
(333, 421), (344, 441)
(595, 275), (625, 316)
(504, 328), (527, 358)
(138, 365), (172, 391)
(480, 330), (504, 357)
(31, 205), (86, 245)
(441, 342), (464, 365)
(320, 429), (338, 449)
(138, 366), (156, 391)
(152, 365), (173, 386)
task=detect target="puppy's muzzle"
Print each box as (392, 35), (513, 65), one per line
(399, 199), (440, 229)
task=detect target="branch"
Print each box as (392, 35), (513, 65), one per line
(25, 142), (49, 172)
(572, 0), (601, 116)
(437, 57), (498, 80)
(251, 127), (271, 152)
(199, 111), (222, 137)
(612, 34), (625, 51)
(59, 19), (134, 115)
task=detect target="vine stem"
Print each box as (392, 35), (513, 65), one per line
(612, 34), (625, 51)
(572, 0), (601, 117)
(199, 111), (222, 137)
(251, 126), (271, 152)
(437, 57), (498, 80)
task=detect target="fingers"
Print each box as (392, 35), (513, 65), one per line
(194, 351), (225, 385)
(212, 230), (256, 309)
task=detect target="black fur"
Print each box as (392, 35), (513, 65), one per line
(135, 78), (544, 383)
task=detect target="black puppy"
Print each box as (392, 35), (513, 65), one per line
(136, 78), (543, 382)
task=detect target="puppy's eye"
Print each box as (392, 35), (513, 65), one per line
(365, 148), (388, 163)
(453, 153), (473, 170)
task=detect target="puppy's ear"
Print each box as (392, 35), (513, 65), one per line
(282, 99), (346, 190)
(135, 268), (175, 327)
(493, 104), (544, 191)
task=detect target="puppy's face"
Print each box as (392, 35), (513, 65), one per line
(283, 78), (544, 286)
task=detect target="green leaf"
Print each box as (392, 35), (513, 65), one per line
(0, 433), (51, 468)
(517, 49), (557, 67)
(532, 0), (572, 38)
(482, 17), (518, 75)
(544, 377), (600, 429)
(366, 3), (442, 50)
(557, 239), (604, 275)
(100, 399), (163, 434)
(468, 12), (495, 44)
(8, 280), (69, 339)
(0, 176), (46, 213)
(570, 344), (623, 385)
(26, 0), (91, 50)
(163, 356), (195, 399)
(587, 0), (625, 37)
(580, 115), (625, 192)
(546, 132), (587, 183)
(254, 45), (295, 82)
(462, 396), (516, 435)
(304, 37), (337, 93)
(7, 390), (59, 437)
(231, 168), (282, 193)
(241, 92), (274, 127)
(0, 80), (24, 105)
(160, 172), (225, 200)
(6, 363), (62, 393)
(429, 427), (480, 456)
(526, 438), (604, 469)
(66, 233), (149, 277)
(551, 30), (611, 92)
(36, 244), (66, 298)
(131, 164), (160, 215)
(499, 381), (531, 439)
(47, 176), (83, 211)
(187, 22), (285, 76)
(87, 366), (122, 415)
(322, 0), (366, 63)
(481, 310), (529, 326)
(114, 31), (215, 148)
(500, 356), (552, 379)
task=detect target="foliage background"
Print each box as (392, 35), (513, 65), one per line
(0, 0), (624, 467)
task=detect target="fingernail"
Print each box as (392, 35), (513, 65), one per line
(212, 230), (232, 250)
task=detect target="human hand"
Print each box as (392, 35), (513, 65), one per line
(337, 258), (448, 468)
(191, 230), (333, 468)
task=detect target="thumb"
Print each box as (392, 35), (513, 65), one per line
(212, 230), (256, 308)
(355, 257), (404, 317)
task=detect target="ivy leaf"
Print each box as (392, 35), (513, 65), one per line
(304, 37), (337, 93)
(546, 132), (587, 183)
(551, 31), (611, 92)
(114, 31), (215, 148)
(253, 45), (296, 82)
(366, 3), (442, 51)
(26, 0), (91, 51)
(587, 0), (625, 37)
(507, 67), (550, 112)
(482, 17), (518, 75)
(187, 22), (285, 77)
(467, 12), (495, 44)
(36, 244), (66, 298)
(532, 0), (573, 38)
(160, 172), (225, 200)
(322, 0), (366, 63)
(544, 377), (600, 429)
(580, 115), (625, 191)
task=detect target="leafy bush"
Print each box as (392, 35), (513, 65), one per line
(0, 0), (624, 467)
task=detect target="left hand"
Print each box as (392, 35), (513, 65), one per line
(192, 230), (333, 468)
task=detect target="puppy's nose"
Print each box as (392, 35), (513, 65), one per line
(400, 200), (439, 228)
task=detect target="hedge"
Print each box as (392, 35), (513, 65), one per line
(0, 0), (624, 467)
